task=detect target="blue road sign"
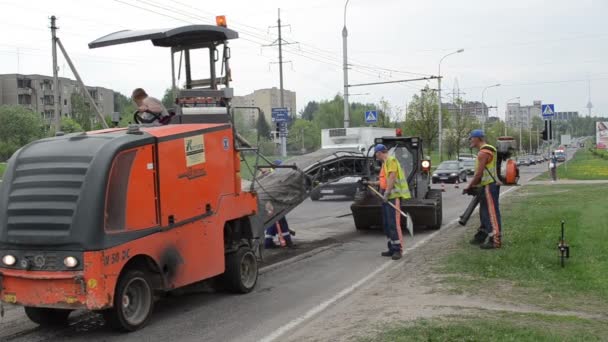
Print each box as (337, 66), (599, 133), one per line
(541, 104), (555, 119)
(365, 110), (378, 123)
(272, 107), (290, 123)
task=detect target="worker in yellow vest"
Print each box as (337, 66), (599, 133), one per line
(369, 144), (412, 260)
(463, 130), (502, 249)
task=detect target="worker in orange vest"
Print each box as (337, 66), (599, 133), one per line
(263, 201), (295, 248)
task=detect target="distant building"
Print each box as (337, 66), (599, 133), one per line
(505, 100), (542, 128)
(442, 101), (488, 122)
(554, 111), (579, 121)
(232, 87), (296, 127)
(0, 73), (114, 125)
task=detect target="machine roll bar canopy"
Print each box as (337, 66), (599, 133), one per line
(88, 25), (239, 49)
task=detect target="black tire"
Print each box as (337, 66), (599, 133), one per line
(24, 307), (71, 326)
(310, 190), (321, 201)
(103, 269), (155, 332)
(426, 189), (443, 230)
(222, 246), (258, 294)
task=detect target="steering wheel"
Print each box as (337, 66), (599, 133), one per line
(132, 110), (162, 124)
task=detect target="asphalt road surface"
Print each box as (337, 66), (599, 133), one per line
(0, 149), (576, 342)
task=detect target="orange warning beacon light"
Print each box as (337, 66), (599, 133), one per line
(216, 15), (227, 27)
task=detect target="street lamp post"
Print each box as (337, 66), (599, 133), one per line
(342, 0), (350, 128)
(481, 83), (500, 131)
(505, 96), (520, 135)
(437, 49), (464, 162)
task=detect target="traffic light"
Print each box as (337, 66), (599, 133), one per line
(542, 120), (552, 141)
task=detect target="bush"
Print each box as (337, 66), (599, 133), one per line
(0, 105), (45, 161)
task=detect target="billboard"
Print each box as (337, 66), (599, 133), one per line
(597, 122), (608, 149)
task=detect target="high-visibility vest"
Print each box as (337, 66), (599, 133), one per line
(379, 167), (387, 190)
(476, 143), (497, 187)
(383, 156), (411, 200)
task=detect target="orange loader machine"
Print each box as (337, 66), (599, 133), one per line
(0, 19), (268, 331)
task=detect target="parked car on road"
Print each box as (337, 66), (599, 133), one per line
(462, 159), (476, 175)
(432, 160), (467, 184)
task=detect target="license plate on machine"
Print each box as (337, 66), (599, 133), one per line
(440, 177), (448, 180)
(321, 190), (334, 194)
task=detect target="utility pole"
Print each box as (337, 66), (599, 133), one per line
(342, 0), (350, 128)
(265, 9), (296, 158)
(51, 16), (60, 132)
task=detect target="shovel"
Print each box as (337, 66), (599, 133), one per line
(367, 185), (414, 237)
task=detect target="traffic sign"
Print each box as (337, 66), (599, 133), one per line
(272, 107), (290, 123)
(365, 110), (378, 123)
(542, 104), (555, 118)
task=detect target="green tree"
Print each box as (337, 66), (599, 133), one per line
(287, 118), (321, 152)
(71, 93), (93, 131)
(60, 117), (84, 133)
(161, 87), (178, 109)
(0, 105), (45, 161)
(404, 86), (444, 153)
(257, 112), (272, 141)
(444, 98), (479, 158)
(300, 101), (319, 121)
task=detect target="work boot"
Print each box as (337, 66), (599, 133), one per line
(381, 251), (392, 257)
(470, 231), (487, 245)
(391, 251), (402, 260)
(286, 239), (294, 248)
(479, 240), (497, 249)
(289, 229), (296, 236)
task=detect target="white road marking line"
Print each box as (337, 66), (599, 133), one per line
(259, 184), (522, 342)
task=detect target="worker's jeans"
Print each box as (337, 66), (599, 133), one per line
(550, 167), (557, 181)
(479, 183), (502, 248)
(382, 199), (402, 252)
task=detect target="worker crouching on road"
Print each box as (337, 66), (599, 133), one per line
(464, 129), (502, 249)
(263, 202), (295, 249)
(368, 144), (411, 260)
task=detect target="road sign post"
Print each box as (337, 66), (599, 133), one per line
(272, 107), (290, 157)
(365, 110), (378, 124)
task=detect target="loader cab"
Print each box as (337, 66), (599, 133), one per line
(88, 17), (238, 125)
(369, 136), (430, 196)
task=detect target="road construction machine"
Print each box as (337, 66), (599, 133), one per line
(350, 136), (442, 231)
(0, 18), (277, 332)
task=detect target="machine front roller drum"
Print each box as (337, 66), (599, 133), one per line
(24, 307), (72, 326)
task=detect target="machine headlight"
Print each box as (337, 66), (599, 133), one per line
(450, 173), (457, 176)
(2, 255), (16, 266)
(421, 160), (430, 169)
(64, 256), (79, 268)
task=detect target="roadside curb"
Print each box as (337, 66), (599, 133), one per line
(259, 244), (339, 275)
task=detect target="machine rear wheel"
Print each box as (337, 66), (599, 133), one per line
(24, 307), (71, 326)
(103, 269), (155, 332)
(222, 246), (258, 294)
(426, 189), (443, 230)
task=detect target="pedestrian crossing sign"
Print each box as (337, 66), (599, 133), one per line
(542, 104), (555, 118)
(365, 110), (378, 123)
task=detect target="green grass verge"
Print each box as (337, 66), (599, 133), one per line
(365, 312), (608, 342)
(440, 184), (608, 312)
(0, 162), (6, 179)
(535, 148), (608, 180)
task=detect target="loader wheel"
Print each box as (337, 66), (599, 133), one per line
(24, 307), (72, 326)
(223, 246), (258, 294)
(310, 190), (321, 201)
(103, 269), (155, 332)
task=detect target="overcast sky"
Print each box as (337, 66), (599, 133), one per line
(1, 0), (606, 120)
